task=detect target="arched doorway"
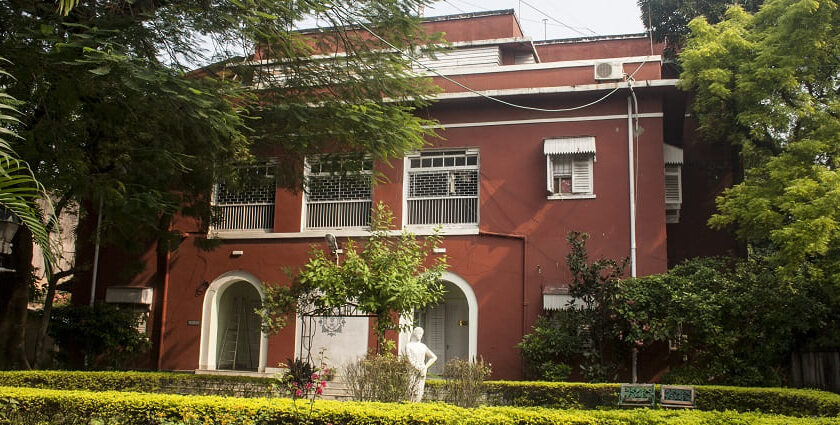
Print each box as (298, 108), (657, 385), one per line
(413, 272), (478, 376)
(198, 271), (268, 372)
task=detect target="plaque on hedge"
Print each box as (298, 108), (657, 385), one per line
(660, 385), (696, 408)
(618, 383), (656, 408)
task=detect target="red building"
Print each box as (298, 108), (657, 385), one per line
(81, 10), (734, 380)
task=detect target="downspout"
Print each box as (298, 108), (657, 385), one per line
(478, 231), (528, 370)
(627, 96), (639, 383)
(627, 96), (637, 277)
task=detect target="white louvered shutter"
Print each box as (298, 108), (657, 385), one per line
(546, 155), (553, 193)
(571, 158), (593, 194)
(664, 166), (682, 204)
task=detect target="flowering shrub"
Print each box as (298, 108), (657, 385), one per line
(276, 355), (330, 423)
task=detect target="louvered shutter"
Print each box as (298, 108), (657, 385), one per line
(546, 155), (553, 192)
(571, 158), (593, 194)
(664, 167), (682, 205)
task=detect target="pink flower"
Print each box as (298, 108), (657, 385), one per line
(311, 373), (319, 380)
(635, 339), (644, 347)
(295, 389), (303, 397)
(320, 381), (327, 388)
(305, 382), (313, 389)
(642, 324), (650, 332)
(315, 387), (323, 395)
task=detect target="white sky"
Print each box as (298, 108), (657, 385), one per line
(424, 0), (646, 40)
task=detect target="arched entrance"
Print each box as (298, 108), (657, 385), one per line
(412, 272), (478, 376)
(198, 271), (268, 372)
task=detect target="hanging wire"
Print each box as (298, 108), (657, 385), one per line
(335, 7), (652, 113)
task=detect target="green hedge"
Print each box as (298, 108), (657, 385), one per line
(4, 371), (840, 418)
(0, 370), (277, 397)
(0, 386), (836, 425)
(467, 381), (840, 417)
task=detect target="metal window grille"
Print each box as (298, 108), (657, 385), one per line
(211, 165), (276, 232)
(406, 150), (479, 226)
(305, 157), (373, 229)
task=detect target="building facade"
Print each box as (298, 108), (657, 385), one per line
(79, 10), (734, 379)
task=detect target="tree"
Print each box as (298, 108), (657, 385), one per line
(259, 203), (447, 355)
(679, 0), (840, 289)
(0, 0), (441, 367)
(638, 0), (762, 53)
(0, 59), (57, 370)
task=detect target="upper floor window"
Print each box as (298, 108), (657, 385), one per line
(304, 156), (373, 229)
(406, 149), (479, 227)
(211, 165), (276, 232)
(544, 137), (595, 199)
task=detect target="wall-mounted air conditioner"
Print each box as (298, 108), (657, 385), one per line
(594, 62), (624, 80)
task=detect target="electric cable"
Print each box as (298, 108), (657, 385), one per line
(518, 0), (593, 37)
(335, 7), (652, 113)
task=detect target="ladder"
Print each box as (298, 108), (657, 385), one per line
(218, 297), (253, 370)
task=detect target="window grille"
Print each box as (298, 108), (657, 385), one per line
(212, 165), (276, 232)
(406, 150), (479, 226)
(305, 156), (373, 229)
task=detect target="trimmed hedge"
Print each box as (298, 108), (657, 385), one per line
(1, 386), (837, 425)
(471, 381), (840, 417)
(3, 371), (840, 418)
(0, 370), (277, 397)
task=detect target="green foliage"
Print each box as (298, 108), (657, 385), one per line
(5, 371), (840, 418)
(518, 312), (583, 381)
(0, 58), (55, 274)
(48, 303), (150, 370)
(343, 354), (418, 403)
(260, 203), (447, 352)
(0, 370), (277, 397)
(0, 0), (442, 274)
(439, 358), (492, 408)
(2, 385), (839, 424)
(680, 0), (840, 292)
(619, 256), (819, 386)
(638, 0), (763, 50)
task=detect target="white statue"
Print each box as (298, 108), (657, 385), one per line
(404, 326), (437, 402)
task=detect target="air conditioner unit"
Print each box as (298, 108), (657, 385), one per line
(594, 62), (624, 80)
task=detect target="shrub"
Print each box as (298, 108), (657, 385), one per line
(439, 358), (491, 408)
(49, 303), (151, 370)
(342, 354), (418, 402)
(1, 386), (838, 425)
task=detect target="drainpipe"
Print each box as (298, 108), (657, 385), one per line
(627, 96), (639, 384)
(478, 231), (528, 370)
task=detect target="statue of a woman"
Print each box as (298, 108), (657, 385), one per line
(404, 326), (437, 402)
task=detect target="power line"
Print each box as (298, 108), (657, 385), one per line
(443, 0), (467, 14)
(443, 0), (597, 36)
(519, 0), (597, 37)
(335, 8), (651, 113)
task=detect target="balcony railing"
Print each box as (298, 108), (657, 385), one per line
(406, 196), (478, 226)
(213, 203), (275, 232)
(306, 200), (372, 229)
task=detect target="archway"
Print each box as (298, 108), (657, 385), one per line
(198, 271), (268, 372)
(412, 271), (478, 376)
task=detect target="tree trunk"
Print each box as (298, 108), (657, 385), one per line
(0, 227), (34, 369)
(32, 191), (73, 368)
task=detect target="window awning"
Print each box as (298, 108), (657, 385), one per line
(664, 144), (684, 165)
(544, 137), (596, 155)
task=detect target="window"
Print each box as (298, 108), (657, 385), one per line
(406, 149), (479, 226)
(304, 156), (373, 229)
(544, 137), (595, 199)
(663, 144), (684, 223)
(211, 165), (276, 232)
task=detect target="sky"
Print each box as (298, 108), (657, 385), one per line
(423, 0), (646, 40)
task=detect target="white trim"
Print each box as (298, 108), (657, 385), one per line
(198, 270), (269, 373)
(213, 227), (480, 240)
(547, 194), (597, 201)
(428, 112), (664, 129)
(429, 79), (678, 102)
(398, 271), (478, 362)
(421, 55), (660, 77)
